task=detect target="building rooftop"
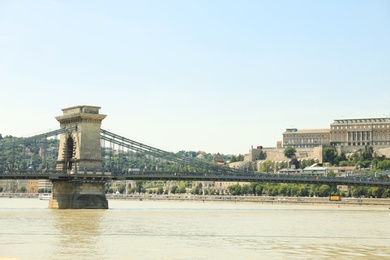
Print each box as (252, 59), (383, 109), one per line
(284, 128), (330, 134)
(332, 116), (390, 124)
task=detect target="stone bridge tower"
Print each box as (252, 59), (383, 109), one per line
(49, 105), (108, 209)
(56, 105), (106, 171)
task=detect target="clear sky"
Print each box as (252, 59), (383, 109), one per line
(0, 0), (389, 155)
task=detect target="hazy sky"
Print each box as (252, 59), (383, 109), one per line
(0, 0), (389, 154)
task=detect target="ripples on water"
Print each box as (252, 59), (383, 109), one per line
(0, 198), (389, 259)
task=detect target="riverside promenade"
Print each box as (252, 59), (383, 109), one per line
(107, 194), (390, 207)
(2, 193), (390, 207)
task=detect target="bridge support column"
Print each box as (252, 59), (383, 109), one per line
(49, 180), (108, 209)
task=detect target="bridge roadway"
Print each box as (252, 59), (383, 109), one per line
(1, 170), (390, 187)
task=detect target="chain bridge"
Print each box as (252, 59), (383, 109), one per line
(1, 105), (390, 209)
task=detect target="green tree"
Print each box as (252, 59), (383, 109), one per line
(370, 187), (387, 198)
(229, 154), (244, 163)
(351, 149), (363, 163)
(284, 147), (301, 169)
(278, 184), (289, 196)
(327, 170), (336, 177)
(309, 184), (319, 197)
(248, 183), (259, 195)
(318, 185), (331, 197)
(117, 183), (126, 194)
(241, 184), (251, 195)
(338, 152), (347, 162)
(339, 161), (349, 167)
(259, 160), (274, 173)
(288, 184), (300, 196)
(135, 181), (144, 194)
(170, 185), (178, 194)
(323, 147), (338, 165)
(296, 184), (308, 197)
(177, 186), (186, 194)
(255, 184), (264, 196)
(191, 185), (202, 195)
(156, 187), (164, 195)
(377, 160), (390, 170)
(356, 160), (370, 169)
(362, 147), (374, 160)
(264, 183), (278, 196)
(228, 184), (242, 195)
(279, 161), (287, 169)
(300, 159), (315, 169)
(351, 186), (369, 197)
(284, 146), (296, 159)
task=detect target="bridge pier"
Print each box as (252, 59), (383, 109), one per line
(48, 180), (108, 209)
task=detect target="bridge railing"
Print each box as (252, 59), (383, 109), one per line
(0, 170), (68, 180)
(1, 167), (390, 186)
(108, 170), (390, 187)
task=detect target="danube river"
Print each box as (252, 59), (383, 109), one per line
(0, 198), (389, 260)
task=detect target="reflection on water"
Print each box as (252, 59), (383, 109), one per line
(1, 199), (390, 259)
(51, 210), (105, 259)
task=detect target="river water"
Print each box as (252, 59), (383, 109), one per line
(0, 198), (389, 260)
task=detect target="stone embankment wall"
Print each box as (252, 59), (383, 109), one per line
(247, 146), (323, 163)
(106, 194), (390, 206)
(243, 146), (323, 171)
(375, 147), (390, 158)
(2, 193), (389, 206)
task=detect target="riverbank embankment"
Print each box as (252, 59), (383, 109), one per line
(2, 193), (389, 207)
(107, 194), (390, 207)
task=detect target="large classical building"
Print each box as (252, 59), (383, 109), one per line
(282, 116), (390, 150)
(330, 116), (390, 147)
(283, 128), (330, 148)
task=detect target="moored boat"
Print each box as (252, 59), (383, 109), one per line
(38, 193), (51, 200)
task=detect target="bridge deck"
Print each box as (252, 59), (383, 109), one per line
(1, 170), (390, 187)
